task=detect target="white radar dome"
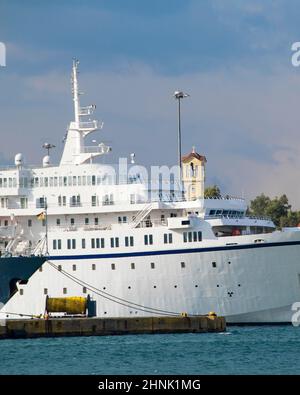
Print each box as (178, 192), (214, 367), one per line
(43, 155), (50, 167)
(15, 153), (23, 167)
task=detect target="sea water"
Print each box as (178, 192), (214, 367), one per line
(0, 326), (300, 375)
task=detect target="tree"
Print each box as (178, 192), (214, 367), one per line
(249, 194), (271, 217)
(204, 185), (221, 198)
(249, 193), (292, 227)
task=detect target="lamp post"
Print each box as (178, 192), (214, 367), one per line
(173, 90), (189, 187)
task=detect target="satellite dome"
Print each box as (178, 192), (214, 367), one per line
(15, 153), (23, 167)
(43, 155), (50, 167)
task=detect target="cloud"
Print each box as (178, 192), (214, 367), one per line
(1, 60), (300, 206)
(1, 1), (300, 207)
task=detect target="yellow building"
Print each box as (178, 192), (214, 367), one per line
(181, 147), (207, 200)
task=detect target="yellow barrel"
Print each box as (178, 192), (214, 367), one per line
(46, 296), (87, 315)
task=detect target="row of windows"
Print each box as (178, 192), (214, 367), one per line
(183, 231), (202, 243)
(51, 261), (187, 272)
(42, 260), (226, 273)
(7, 174), (142, 190)
(209, 209), (244, 217)
(29, 281), (242, 297)
(53, 232), (202, 250)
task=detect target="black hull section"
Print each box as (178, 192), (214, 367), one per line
(0, 256), (46, 305)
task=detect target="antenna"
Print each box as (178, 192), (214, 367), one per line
(42, 143), (56, 156)
(72, 59), (80, 126)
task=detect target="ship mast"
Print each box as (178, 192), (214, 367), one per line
(60, 60), (111, 166)
(72, 59), (80, 127)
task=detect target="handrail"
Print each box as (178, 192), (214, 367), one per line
(206, 214), (273, 222)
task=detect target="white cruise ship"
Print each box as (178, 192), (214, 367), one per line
(1, 60), (300, 324)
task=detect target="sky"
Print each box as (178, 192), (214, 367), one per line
(1, 0), (300, 206)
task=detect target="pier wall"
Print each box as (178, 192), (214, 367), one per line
(0, 315), (225, 339)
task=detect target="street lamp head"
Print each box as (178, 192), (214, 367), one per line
(173, 90), (190, 99)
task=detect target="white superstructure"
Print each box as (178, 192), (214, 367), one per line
(1, 61), (300, 323)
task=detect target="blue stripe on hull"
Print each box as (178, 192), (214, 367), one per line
(48, 240), (300, 261)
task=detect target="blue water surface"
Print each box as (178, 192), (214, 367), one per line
(0, 326), (299, 375)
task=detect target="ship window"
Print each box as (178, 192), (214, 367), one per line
(53, 240), (57, 250)
(63, 288), (67, 294)
(111, 263), (116, 270)
(164, 233), (173, 244)
(56, 219), (60, 225)
(92, 175), (96, 185)
(150, 262), (155, 269)
(72, 265), (76, 271)
(58, 265), (62, 271)
(183, 232), (187, 243)
(110, 237), (119, 248)
(131, 263), (135, 270)
(58, 240), (61, 250)
(39, 267), (43, 272)
(44, 288), (48, 295)
(144, 235), (153, 245)
(28, 219), (32, 227)
(83, 287), (87, 294)
(181, 262), (185, 268)
(193, 232), (198, 242)
(94, 218), (99, 225)
(91, 239), (95, 249)
(125, 236), (134, 247)
(72, 239), (76, 249)
(92, 264), (96, 271)
(181, 220), (190, 225)
(85, 217), (89, 225)
(19, 289), (23, 295)
(212, 262), (217, 268)
(91, 195), (97, 207)
(82, 239), (86, 249)
(70, 218), (75, 225)
(67, 239), (71, 249)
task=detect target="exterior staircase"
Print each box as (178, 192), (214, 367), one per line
(131, 203), (153, 228)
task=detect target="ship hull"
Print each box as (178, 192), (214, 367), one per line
(2, 232), (300, 324)
(0, 256), (46, 306)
